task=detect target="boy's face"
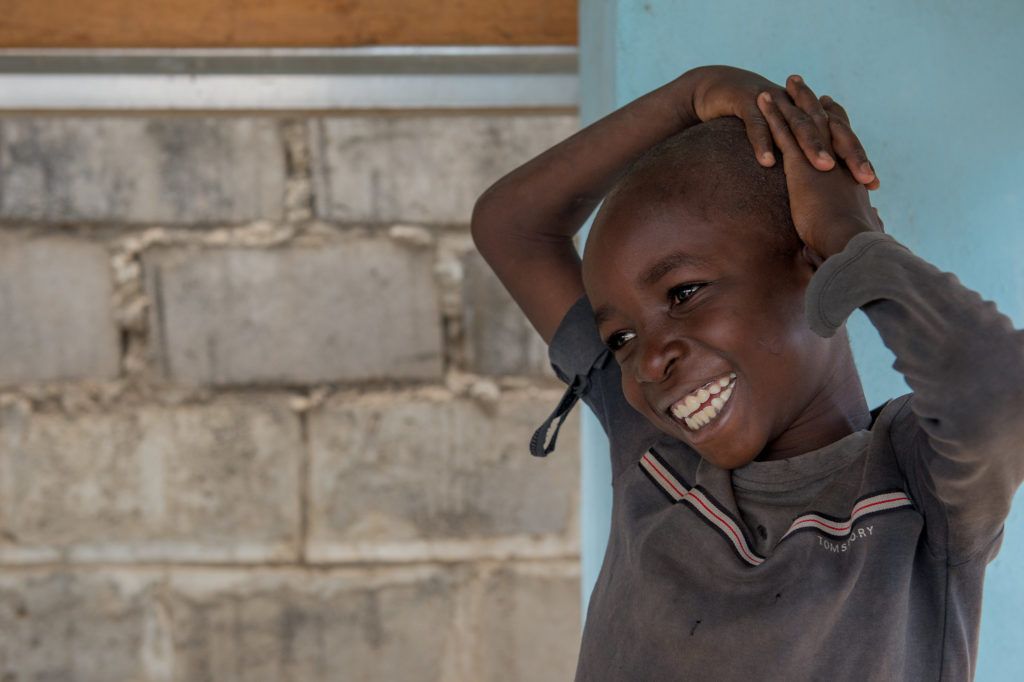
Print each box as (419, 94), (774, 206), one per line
(583, 194), (839, 469)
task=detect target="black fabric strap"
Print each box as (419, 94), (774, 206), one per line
(529, 348), (610, 457)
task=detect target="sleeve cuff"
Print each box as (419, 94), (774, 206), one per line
(804, 230), (914, 338)
(548, 294), (611, 384)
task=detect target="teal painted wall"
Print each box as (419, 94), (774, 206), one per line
(578, 1), (1024, 677)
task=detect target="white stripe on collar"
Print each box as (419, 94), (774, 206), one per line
(639, 449), (913, 567)
(641, 450), (766, 567)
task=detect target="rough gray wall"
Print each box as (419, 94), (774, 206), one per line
(0, 111), (582, 681)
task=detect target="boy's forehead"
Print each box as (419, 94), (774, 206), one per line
(580, 212), (787, 313)
(583, 241), (718, 283)
(582, 204), (736, 282)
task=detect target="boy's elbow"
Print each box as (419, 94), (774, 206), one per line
(951, 329), (1024, 443)
(469, 193), (488, 246)
(470, 186), (504, 255)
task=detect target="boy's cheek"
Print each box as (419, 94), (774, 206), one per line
(621, 380), (661, 424)
(620, 379), (648, 416)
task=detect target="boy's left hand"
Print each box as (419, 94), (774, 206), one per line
(756, 75), (885, 261)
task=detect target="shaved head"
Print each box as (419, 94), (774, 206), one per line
(598, 117), (803, 264)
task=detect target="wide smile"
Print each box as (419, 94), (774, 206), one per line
(665, 372), (737, 437)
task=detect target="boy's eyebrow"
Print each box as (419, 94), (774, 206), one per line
(638, 251), (712, 287)
(593, 251), (713, 327)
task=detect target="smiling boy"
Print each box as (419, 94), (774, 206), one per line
(471, 66), (1024, 680)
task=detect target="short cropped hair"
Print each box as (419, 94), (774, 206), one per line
(603, 117), (804, 265)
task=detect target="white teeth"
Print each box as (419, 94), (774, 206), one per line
(671, 375), (738, 431)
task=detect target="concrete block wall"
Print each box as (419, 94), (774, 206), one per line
(0, 112), (582, 681)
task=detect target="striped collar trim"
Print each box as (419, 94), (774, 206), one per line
(639, 449), (914, 567)
(779, 491), (913, 542)
(640, 450), (766, 566)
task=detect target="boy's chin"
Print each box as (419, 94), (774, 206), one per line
(647, 410), (762, 470)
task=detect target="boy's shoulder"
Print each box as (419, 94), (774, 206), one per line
(535, 293), (664, 475)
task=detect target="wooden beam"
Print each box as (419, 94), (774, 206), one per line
(0, 0), (577, 48)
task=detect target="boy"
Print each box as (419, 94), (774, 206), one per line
(471, 65), (1024, 680)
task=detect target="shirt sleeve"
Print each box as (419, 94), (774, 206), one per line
(805, 230), (1024, 562)
(535, 294), (663, 480)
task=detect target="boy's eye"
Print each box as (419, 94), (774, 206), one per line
(669, 283), (704, 306)
(603, 284), (705, 351)
(605, 330), (636, 352)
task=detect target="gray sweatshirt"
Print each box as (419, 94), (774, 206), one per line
(531, 230), (1024, 681)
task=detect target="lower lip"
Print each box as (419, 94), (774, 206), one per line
(673, 379), (737, 440)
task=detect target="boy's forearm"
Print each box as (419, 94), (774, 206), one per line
(472, 69), (702, 248)
(808, 231), (1024, 444)
(805, 230), (1024, 560)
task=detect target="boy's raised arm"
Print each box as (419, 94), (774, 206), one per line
(761, 76), (1024, 562)
(471, 66), (877, 343)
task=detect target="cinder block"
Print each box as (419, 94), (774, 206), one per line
(0, 570), (153, 681)
(143, 239), (443, 386)
(0, 117), (286, 223)
(471, 563), (581, 682)
(0, 236), (120, 386)
(462, 250), (552, 376)
(0, 397), (301, 563)
(306, 390), (579, 561)
(0, 566), (459, 682)
(311, 114), (578, 224)
(166, 567), (458, 682)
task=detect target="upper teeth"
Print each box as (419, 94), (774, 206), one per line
(669, 373), (736, 430)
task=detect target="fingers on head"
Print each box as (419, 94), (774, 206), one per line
(786, 74), (830, 133)
(820, 95), (852, 127)
(742, 104), (776, 166)
(821, 95), (878, 186)
(771, 85), (834, 166)
(756, 91), (800, 155)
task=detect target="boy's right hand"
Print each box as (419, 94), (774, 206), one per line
(682, 65), (878, 189)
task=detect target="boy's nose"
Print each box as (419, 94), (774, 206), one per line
(634, 331), (685, 384)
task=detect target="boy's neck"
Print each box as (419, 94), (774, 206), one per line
(754, 348), (872, 463)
